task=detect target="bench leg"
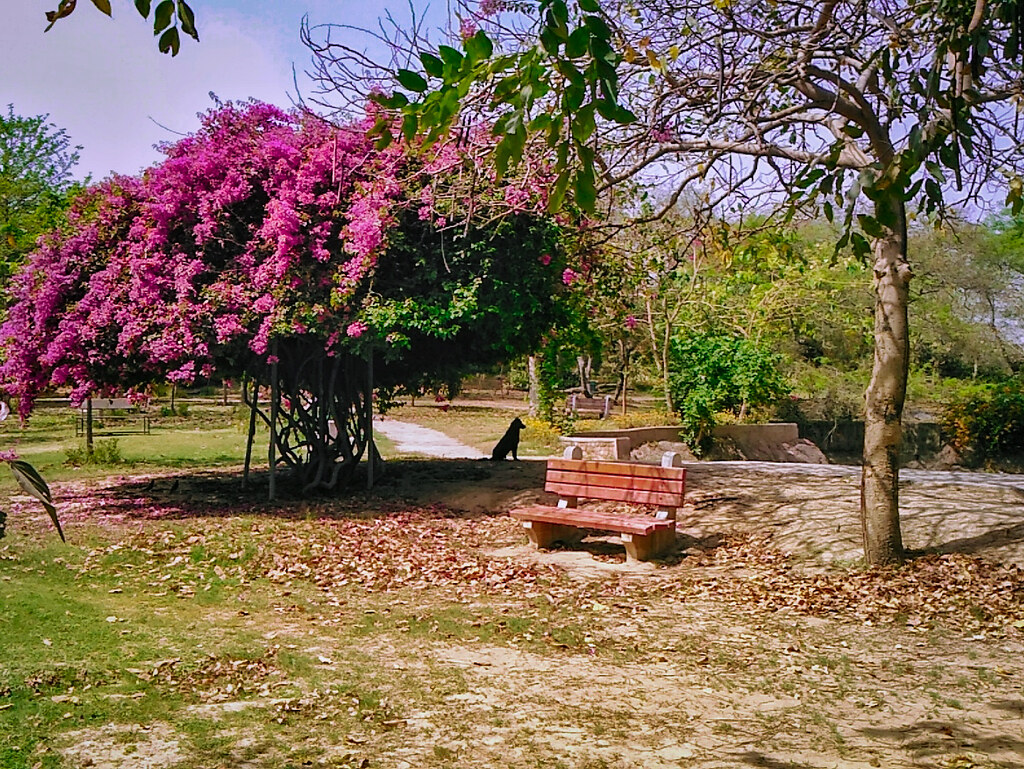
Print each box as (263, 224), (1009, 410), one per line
(522, 521), (586, 550)
(621, 526), (676, 562)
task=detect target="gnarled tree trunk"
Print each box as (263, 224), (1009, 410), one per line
(243, 339), (372, 493)
(861, 197), (910, 565)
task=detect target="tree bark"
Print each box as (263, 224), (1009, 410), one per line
(527, 355), (539, 416)
(861, 198), (910, 565)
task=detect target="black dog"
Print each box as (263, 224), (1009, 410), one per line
(490, 417), (526, 461)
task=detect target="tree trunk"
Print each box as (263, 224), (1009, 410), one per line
(861, 201), (910, 565)
(527, 355), (539, 416)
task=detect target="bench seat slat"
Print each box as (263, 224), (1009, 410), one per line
(510, 505), (672, 536)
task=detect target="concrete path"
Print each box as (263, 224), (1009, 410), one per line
(372, 418), (1024, 493)
(373, 417), (486, 459)
(700, 459), (1024, 492)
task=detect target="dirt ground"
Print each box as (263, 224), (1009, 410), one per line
(374, 457), (1024, 568)
(20, 455), (1024, 769)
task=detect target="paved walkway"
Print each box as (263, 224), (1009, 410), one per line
(372, 418), (1024, 494)
(701, 459), (1024, 492)
(373, 417), (486, 459)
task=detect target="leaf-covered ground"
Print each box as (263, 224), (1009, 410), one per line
(3, 461), (1024, 768)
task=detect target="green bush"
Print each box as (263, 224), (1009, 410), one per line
(940, 374), (1024, 461)
(160, 404), (190, 418)
(668, 332), (790, 453)
(65, 438), (125, 467)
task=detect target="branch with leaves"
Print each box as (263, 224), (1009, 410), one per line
(44, 0), (198, 56)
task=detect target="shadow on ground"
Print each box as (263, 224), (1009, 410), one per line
(43, 457), (1024, 567)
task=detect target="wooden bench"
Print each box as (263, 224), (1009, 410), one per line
(74, 397), (151, 436)
(567, 394), (611, 419)
(510, 447), (686, 561)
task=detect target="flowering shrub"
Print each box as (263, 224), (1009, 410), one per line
(0, 101), (573, 489)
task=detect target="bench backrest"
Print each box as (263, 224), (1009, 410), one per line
(569, 394), (610, 417)
(544, 458), (686, 508)
(77, 398), (138, 411)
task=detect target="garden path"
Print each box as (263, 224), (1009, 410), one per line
(373, 417), (486, 459)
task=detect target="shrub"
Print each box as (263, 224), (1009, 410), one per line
(65, 438), (125, 467)
(940, 374), (1024, 461)
(668, 332), (790, 453)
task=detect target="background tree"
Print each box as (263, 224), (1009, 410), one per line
(0, 106), (81, 292)
(311, 0), (1024, 564)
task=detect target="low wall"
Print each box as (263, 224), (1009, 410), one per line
(560, 423), (801, 460)
(799, 420), (944, 463)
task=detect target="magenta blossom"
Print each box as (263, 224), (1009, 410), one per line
(562, 268), (578, 285)
(347, 321), (368, 338)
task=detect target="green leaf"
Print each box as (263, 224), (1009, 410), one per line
(420, 52), (444, 78)
(578, 0), (602, 11)
(401, 112), (419, 142)
(153, 0), (174, 33)
(571, 104), (596, 143)
(177, 0), (197, 39)
(135, 0), (151, 17)
(573, 168), (597, 212)
(595, 99), (636, 124)
(540, 26), (562, 55)
(372, 91), (409, 109)
(464, 30), (493, 63)
(8, 460), (63, 542)
(438, 45), (464, 68)
(925, 160), (945, 183)
(857, 214), (884, 239)
(850, 232), (871, 259)
(565, 82), (586, 111)
(583, 14), (612, 40)
(566, 26), (590, 58)
(374, 129), (394, 151)
(396, 69), (428, 93)
(158, 25), (180, 55)
(548, 168), (572, 212)
(90, 0), (113, 16)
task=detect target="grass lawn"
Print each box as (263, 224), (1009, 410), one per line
(3, 400), (1024, 768)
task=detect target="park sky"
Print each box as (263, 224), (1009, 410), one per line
(2, 0), (436, 180)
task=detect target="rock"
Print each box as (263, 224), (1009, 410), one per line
(934, 444), (964, 469)
(780, 439), (829, 464)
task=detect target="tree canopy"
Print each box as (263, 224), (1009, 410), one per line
(0, 106), (81, 287)
(0, 101), (576, 487)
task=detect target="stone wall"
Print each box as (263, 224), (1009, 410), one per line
(560, 423), (803, 461)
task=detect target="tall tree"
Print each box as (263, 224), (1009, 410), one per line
(0, 106), (81, 287)
(310, 0), (1024, 564)
(0, 102), (575, 491)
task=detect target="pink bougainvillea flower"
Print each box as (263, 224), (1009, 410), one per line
(625, 315), (638, 330)
(562, 268), (577, 285)
(347, 321), (368, 338)
(539, 253), (552, 265)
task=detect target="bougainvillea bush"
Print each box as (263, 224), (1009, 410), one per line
(0, 101), (574, 489)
